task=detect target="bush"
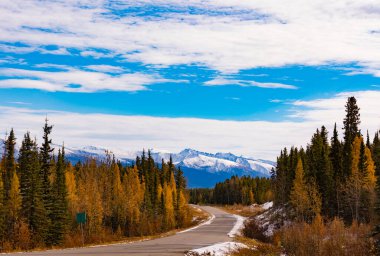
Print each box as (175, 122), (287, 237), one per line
(280, 215), (375, 256)
(242, 218), (271, 243)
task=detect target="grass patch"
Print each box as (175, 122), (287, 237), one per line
(218, 204), (264, 217)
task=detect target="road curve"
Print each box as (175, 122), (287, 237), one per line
(5, 206), (237, 256)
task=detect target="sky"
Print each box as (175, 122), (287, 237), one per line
(0, 0), (380, 160)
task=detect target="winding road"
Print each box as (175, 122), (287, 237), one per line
(5, 206), (237, 256)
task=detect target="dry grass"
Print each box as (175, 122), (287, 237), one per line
(218, 204), (264, 217)
(189, 205), (210, 226)
(280, 216), (375, 256)
(231, 237), (281, 256)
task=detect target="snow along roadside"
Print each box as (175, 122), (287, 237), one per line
(185, 242), (247, 256)
(185, 210), (247, 255)
(228, 214), (246, 238)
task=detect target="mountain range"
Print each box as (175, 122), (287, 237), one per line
(0, 140), (275, 188)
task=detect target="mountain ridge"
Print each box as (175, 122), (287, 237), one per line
(0, 140), (275, 187)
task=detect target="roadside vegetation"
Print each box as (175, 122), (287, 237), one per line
(228, 97), (380, 256)
(0, 121), (194, 252)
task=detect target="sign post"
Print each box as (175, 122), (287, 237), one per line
(76, 212), (86, 245)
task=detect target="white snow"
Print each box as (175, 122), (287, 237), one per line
(254, 206), (289, 237)
(183, 155), (240, 171)
(228, 214), (246, 238)
(186, 242), (248, 256)
(247, 159), (274, 175)
(261, 201), (273, 210)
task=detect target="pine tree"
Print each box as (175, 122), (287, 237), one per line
(372, 131), (380, 176)
(366, 130), (371, 148)
(3, 129), (16, 200)
(342, 96), (361, 179)
(306, 126), (333, 216)
(48, 147), (69, 245)
(40, 119), (54, 218)
(0, 169), (5, 244)
(330, 123), (343, 216)
(19, 132), (48, 244)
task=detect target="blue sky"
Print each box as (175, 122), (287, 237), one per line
(0, 0), (380, 159)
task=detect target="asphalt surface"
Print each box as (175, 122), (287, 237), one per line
(6, 206), (237, 256)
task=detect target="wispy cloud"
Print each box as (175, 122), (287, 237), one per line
(85, 65), (125, 73)
(0, 67), (179, 92)
(0, 1), (380, 74)
(205, 77), (297, 89)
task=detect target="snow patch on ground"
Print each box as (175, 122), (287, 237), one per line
(254, 206), (289, 237)
(261, 201), (273, 210)
(186, 242), (248, 256)
(228, 214), (246, 238)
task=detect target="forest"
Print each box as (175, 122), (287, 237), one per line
(189, 176), (273, 205)
(0, 122), (192, 251)
(269, 96), (380, 253)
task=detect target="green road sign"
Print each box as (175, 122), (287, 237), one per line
(76, 212), (86, 224)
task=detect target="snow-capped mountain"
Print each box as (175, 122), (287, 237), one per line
(0, 140), (275, 188)
(64, 146), (275, 187)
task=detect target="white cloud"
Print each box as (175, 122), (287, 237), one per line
(205, 77), (297, 89)
(0, 67), (174, 92)
(0, 90), (379, 160)
(85, 65), (125, 73)
(1, 1), (380, 73)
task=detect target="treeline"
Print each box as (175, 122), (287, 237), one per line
(189, 176), (273, 205)
(272, 96), (380, 225)
(0, 121), (191, 251)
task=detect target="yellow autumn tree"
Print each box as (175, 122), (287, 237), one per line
(65, 163), (78, 219)
(124, 166), (144, 235)
(163, 182), (175, 230)
(8, 172), (21, 222)
(290, 159), (321, 221)
(111, 163), (124, 230)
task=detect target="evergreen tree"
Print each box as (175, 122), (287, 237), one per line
(306, 126), (333, 216)
(372, 131), (380, 176)
(342, 96), (361, 179)
(48, 147), (69, 245)
(0, 169), (5, 244)
(3, 129), (16, 200)
(367, 130), (371, 148)
(39, 119), (54, 217)
(19, 133), (48, 244)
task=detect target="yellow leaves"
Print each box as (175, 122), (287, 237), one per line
(163, 182), (175, 229)
(9, 172), (21, 220)
(290, 159), (321, 221)
(364, 147), (376, 190)
(65, 166), (78, 218)
(123, 166), (144, 225)
(351, 136), (362, 176)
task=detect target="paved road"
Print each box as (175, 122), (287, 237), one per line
(6, 206), (237, 256)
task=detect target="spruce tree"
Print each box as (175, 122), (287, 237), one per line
(342, 96), (361, 179)
(48, 147), (69, 245)
(366, 130), (371, 148)
(19, 132), (47, 244)
(330, 123), (343, 216)
(372, 131), (380, 176)
(40, 119), (54, 216)
(0, 170), (5, 244)
(3, 129), (16, 200)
